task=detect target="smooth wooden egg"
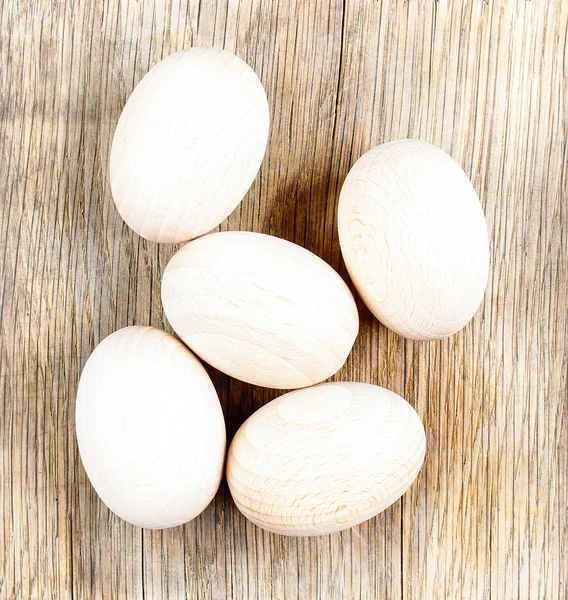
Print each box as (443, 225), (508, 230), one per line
(161, 231), (359, 389)
(75, 326), (226, 529)
(226, 382), (426, 536)
(110, 47), (269, 244)
(338, 139), (489, 340)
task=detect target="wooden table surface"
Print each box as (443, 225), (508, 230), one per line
(1, 1), (567, 598)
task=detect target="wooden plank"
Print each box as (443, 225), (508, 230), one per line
(0, 0), (566, 598)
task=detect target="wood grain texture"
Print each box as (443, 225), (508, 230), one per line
(110, 47), (270, 244)
(75, 326), (226, 530)
(337, 139), (490, 341)
(227, 382), (426, 536)
(161, 231), (359, 389)
(0, 0), (566, 598)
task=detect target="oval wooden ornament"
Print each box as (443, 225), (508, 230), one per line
(226, 382), (426, 536)
(338, 139), (489, 341)
(75, 326), (226, 529)
(110, 47), (270, 243)
(161, 231), (359, 389)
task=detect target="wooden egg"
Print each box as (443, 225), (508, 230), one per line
(226, 382), (426, 536)
(75, 326), (226, 529)
(338, 139), (489, 340)
(110, 47), (269, 244)
(161, 231), (359, 389)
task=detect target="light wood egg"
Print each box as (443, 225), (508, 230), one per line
(75, 326), (226, 529)
(161, 231), (359, 389)
(110, 47), (269, 243)
(338, 139), (489, 340)
(226, 382), (426, 536)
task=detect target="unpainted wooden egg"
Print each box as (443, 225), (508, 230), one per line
(75, 326), (226, 529)
(338, 139), (489, 341)
(110, 47), (269, 244)
(226, 381), (425, 536)
(161, 231), (359, 389)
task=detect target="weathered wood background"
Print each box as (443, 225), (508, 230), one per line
(1, 0), (567, 598)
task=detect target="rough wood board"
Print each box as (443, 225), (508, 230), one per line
(1, 0), (566, 598)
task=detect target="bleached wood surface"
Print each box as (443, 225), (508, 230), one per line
(1, 1), (566, 598)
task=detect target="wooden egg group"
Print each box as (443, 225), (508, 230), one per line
(76, 47), (491, 536)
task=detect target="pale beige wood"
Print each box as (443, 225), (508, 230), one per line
(1, 1), (566, 599)
(162, 231), (359, 389)
(110, 47), (269, 244)
(338, 139), (489, 341)
(227, 382), (426, 536)
(76, 326), (226, 529)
